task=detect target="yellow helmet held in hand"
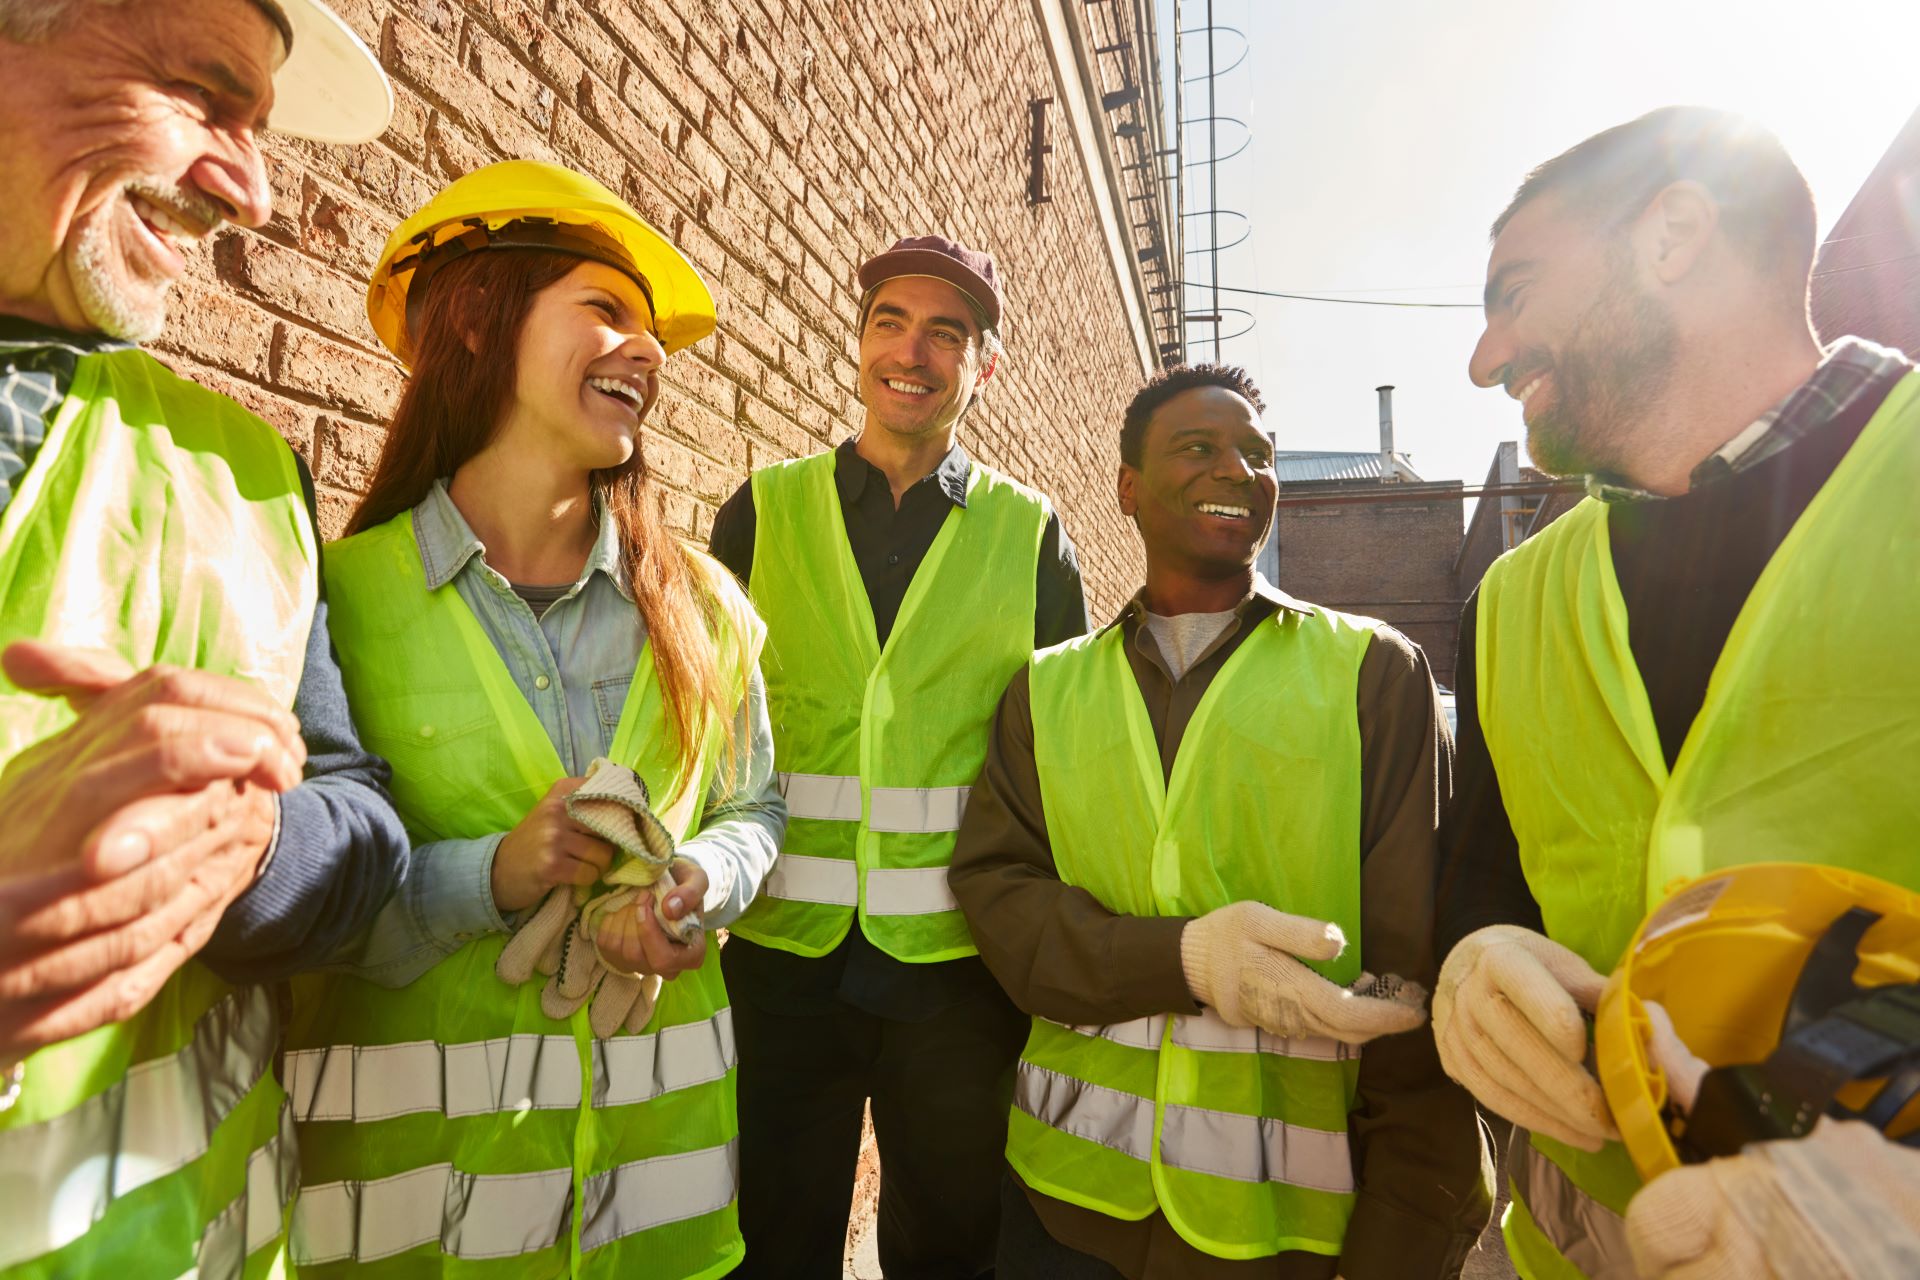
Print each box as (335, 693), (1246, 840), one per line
(1596, 862), (1920, 1182)
(367, 160), (717, 365)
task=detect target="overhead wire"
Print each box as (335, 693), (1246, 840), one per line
(1180, 281), (1480, 308)
(1183, 249), (1920, 311)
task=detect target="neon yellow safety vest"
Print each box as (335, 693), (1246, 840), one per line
(728, 451), (1050, 962)
(1011, 605), (1373, 1260)
(0, 348), (318, 1280)
(1477, 370), (1920, 1279)
(286, 510), (762, 1279)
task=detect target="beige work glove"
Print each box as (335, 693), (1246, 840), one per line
(531, 908), (662, 1035)
(1644, 1000), (1711, 1113)
(587, 970), (663, 1037)
(567, 757), (697, 944)
(1180, 901), (1428, 1044)
(496, 885), (575, 985)
(497, 761), (689, 1038)
(1433, 924), (1617, 1151)
(540, 907), (603, 1019)
(496, 749), (671, 992)
(1626, 1120), (1920, 1278)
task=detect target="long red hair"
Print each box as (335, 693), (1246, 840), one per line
(349, 248), (745, 792)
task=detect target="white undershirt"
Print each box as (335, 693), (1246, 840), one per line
(1142, 608), (1238, 682)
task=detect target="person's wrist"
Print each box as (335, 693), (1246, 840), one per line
(246, 787), (282, 886)
(1180, 919), (1211, 1007)
(489, 833), (533, 913)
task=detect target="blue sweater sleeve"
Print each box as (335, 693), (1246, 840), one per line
(199, 461), (410, 982)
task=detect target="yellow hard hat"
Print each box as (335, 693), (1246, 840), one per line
(367, 160), (716, 365)
(1596, 863), (1920, 1182)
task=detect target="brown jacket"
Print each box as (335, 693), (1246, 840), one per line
(949, 581), (1491, 1280)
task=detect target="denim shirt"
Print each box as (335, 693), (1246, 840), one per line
(333, 480), (786, 987)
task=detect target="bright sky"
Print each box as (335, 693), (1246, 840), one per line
(1171, 0), (1920, 493)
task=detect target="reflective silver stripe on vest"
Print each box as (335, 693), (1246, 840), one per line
(291, 1163), (574, 1265)
(293, 1142), (741, 1264)
(761, 856), (956, 914)
(187, 1101), (298, 1278)
(597, 1009), (736, 1107)
(761, 852), (858, 906)
(1060, 1014), (1169, 1052)
(868, 785), (971, 833)
(1172, 1016), (1357, 1061)
(1055, 1010), (1360, 1062)
(1161, 1102), (1354, 1193)
(285, 1008), (736, 1121)
(1015, 1062), (1354, 1192)
(579, 1140), (739, 1251)
(777, 772), (862, 822)
(777, 773), (971, 835)
(865, 866), (961, 916)
(0, 985), (278, 1271)
(285, 1034), (581, 1121)
(1510, 1130), (1634, 1277)
(1015, 1062), (1155, 1162)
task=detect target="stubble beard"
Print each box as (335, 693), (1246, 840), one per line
(1526, 253), (1677, 481)
(67, 195), (175, 344)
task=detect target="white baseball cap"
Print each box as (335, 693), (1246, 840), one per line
(265, 0), (393, 144)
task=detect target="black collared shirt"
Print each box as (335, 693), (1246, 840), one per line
(708, 437), (1091, 1019)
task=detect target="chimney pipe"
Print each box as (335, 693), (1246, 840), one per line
(1375, 385), (1396, 481)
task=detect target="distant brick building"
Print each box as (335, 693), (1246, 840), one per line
(1266, 379), (1586, 688)
(154, 0), (1181, 623)
(1269, 472), (1467, 685)
(1453, 442), (1580, 606)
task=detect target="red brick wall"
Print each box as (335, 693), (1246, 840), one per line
(155, 0), (1151, 621)
(1273, 485), (1467, 686)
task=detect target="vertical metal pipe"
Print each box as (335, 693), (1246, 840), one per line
(1376, 385), (1396, 476)
(1171, 0), (1184, 360)
(1206, 0), (1219, 360)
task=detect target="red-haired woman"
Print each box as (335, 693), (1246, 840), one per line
(284, 161), (782, 1279)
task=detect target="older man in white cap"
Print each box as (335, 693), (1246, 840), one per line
(0, 2), (401, 1276)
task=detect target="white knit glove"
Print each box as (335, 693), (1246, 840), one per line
(493, 757), (686, 1040)
(567, 758), (698, 944)
(1626, 1120), (1920, 1278)
(526, 902), (661, 1035)
(1433, 924), (1617, 1151)
(1644, 1001), (1711, 1113)
(494, 885), (636, 1024)
(496, 885), (575, 985)
(1180, 901), (1428, 1044)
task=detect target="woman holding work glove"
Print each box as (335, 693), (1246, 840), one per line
(282, 162), (783, 1278)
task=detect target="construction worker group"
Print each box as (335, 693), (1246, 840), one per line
(3, 2), (1917, 1279)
